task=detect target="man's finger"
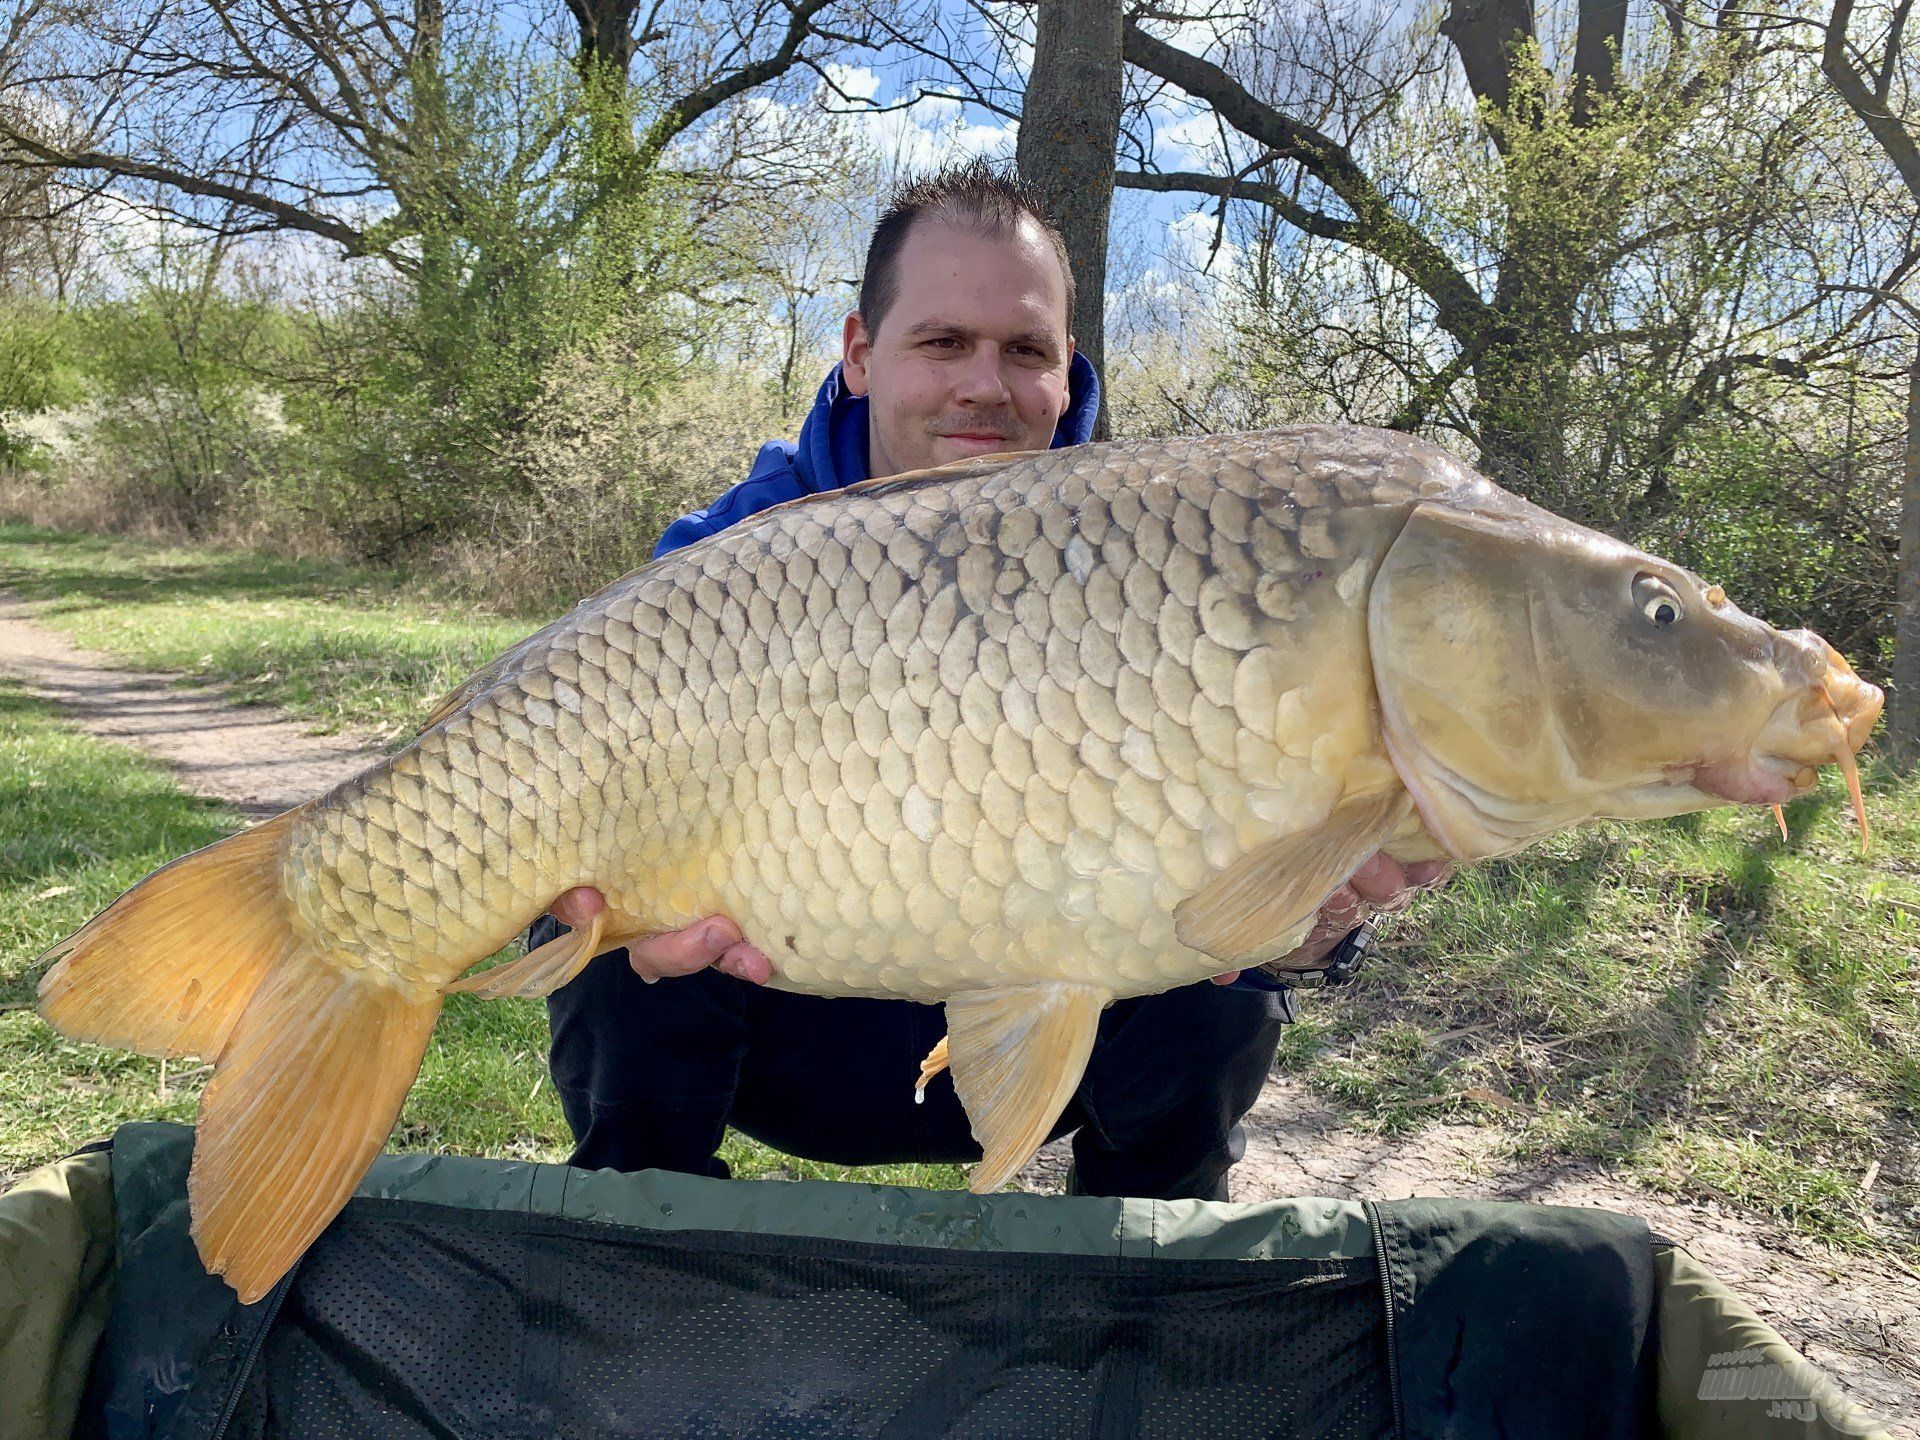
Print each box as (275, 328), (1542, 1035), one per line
(1346, 852), (1410, 906)
(627, 916), (742, 980)
(549, 885), (605, 929)
(715, 943), (774, 985)
(1210, 970), (1242, 985)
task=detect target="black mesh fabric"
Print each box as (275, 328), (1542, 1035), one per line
(229, 1198), (1392, 1440)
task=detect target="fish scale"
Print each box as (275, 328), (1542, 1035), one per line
(285, 434), (1407, 1007)
(41, 424), (1881, 1303)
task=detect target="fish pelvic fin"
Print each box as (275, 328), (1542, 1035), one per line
(947, 983), (1107, 1194)
(36, 808), (308, 1060)
(191, 960), (441, 1304)
(1173, 789), (1415, 967)
(443, 907), (606, 999)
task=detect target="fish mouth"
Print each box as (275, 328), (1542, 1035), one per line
(1681, 642), (1882, 846)
(1381, 639), (1885, 860)
(1684, 753), (1814, 806)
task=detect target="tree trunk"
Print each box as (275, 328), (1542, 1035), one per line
(1892, 338), (1920, 766)
(1016, 0), (1123, 439)
(1462, 309), (1585, 516)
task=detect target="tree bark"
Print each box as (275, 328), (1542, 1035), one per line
(1017, 0), (1123, 438)
(1439, 0), (1537, 123)
(1893, 339), (1920, 764)
(567, 0), (641, 84)
(1822, 0), (1920, 760)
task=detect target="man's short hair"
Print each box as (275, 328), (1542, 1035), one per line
(858, 160), (1076, 337)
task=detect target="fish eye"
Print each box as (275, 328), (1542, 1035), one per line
(1632, 574), (1684, 629)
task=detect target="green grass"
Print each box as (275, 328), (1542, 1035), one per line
(0, 524), (539, 740)
(0, 523), (1914, 1255)
(1291, 770), (1920, 1253)
(0, 676), (963, 1189)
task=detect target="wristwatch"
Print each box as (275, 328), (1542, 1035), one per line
(1249, 918), (1377, 991)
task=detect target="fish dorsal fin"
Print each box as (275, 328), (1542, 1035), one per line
(419, 673), (489, 731)
(443, 908), (607, 999)
(418, 637), (541, 730)
(750, 449), (1048, 523)
(944, 982), (1108, 1193)
(1174, 790), (1415, 966)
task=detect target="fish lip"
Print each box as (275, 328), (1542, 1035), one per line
(1683, 753), (1810, 807)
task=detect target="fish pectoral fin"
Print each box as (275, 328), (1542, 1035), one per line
(945, 983), (1107, 1194)
(444, 909), (606, 999)
(1174, 789), (1415, 966)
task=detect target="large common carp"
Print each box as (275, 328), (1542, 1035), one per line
(38, 426), (1881, 1301)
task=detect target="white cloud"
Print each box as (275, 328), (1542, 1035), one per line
(846, 94), (1019, 175)
(1155, 109), (1227, 169)
(1166, 207), (1241, 280)
(823, 63), (883, 103)
(1152, 10), (1244, 57)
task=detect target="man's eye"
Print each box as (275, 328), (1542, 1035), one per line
(924, 336), (961, 350)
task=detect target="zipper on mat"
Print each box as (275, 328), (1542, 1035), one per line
(1364, 1200), (1407, 1440)
(207, 1272), (296, 1440)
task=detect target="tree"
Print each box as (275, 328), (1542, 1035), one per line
(1015, 0), (1124, 437)
(1820, 0), (1920, 760)
(0, 1), (890, 278)
(0, 1), (910, 548)
(1112, 1), (1909, 526)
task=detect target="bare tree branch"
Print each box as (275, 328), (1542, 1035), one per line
(0, 125), (376, 258)
(637, 0), (839, 163)
(1826, 0), (1920, 198)
(1114, 166), (1356, 242)
(1121, 17), (1490, 341)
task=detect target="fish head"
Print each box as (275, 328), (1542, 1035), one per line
(1367, 503), (1883, 860)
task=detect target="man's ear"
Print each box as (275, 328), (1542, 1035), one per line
(842, 310), (872, 396)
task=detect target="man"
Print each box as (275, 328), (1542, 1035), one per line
(536, 162), (1446, 1200)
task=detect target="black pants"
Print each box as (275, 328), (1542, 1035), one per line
(538, 917), (1290, 1202)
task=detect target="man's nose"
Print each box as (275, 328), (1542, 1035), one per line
(952, 348), (1011, 406)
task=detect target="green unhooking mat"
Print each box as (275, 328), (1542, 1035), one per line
(0, 1123), (1889, 1439)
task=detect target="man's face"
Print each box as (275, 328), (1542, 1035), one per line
(842, 218), (1075, 478)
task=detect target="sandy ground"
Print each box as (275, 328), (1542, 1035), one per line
(3, 591), (1913, 1433)
(0, 592), (382, 817)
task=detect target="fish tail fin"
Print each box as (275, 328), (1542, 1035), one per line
(191, 960), (440, 1303)
(37, 809), (306, 1059)
(37, 807), (442, 1303)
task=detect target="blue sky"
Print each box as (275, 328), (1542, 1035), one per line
(752, 6), (1243, 332)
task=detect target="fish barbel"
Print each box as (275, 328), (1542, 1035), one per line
(37, 426), (1882, 1300)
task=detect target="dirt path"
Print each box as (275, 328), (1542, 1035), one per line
(3, 593), (1913, 1433)
(0, 592), (382, 818)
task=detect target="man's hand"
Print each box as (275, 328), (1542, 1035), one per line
(1208, 852), (1453, 985)
(548, 887), (774, 985)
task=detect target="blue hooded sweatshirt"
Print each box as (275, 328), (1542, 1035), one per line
(653, 353), (1101, 559)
